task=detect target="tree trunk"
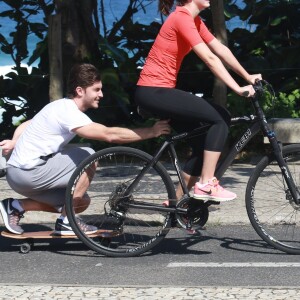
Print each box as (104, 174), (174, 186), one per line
(50, 0), (100, 95)
(210, 0), (228, 107)
(48, 14), (63, 101)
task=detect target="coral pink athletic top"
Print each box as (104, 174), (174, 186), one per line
(137, 6), (215, 88)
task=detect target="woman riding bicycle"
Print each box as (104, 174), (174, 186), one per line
(135, 0), (262, 202)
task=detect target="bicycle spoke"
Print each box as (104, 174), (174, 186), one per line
(246, 145), (300, 253)
(66, 147), (176, 257)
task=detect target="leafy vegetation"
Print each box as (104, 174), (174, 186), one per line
(0, 0), (299, 152)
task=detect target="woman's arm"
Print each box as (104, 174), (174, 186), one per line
(192, 42), (256, 97)
(207, 39), (262, 84)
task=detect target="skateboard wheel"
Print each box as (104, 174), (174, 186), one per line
(20, 242), (32, 254)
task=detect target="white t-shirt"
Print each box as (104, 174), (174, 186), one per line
(8, 98), (93, 169)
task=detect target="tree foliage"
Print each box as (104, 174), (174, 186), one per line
(226, 0), (300, 120)
(0, 0), (299, 148)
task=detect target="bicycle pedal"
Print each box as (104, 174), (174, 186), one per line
(205, 200), (220, 205)
(185, 225), (206, 234)
(186, 229), (197, 235)
(186, 228), (204, 235)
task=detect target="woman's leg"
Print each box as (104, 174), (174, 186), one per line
(176, 172), (198, 199)
(135, 87), (235, 201)
(200, 150), (221, 184)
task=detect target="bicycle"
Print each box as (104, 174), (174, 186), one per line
(65, 80), (300, 257)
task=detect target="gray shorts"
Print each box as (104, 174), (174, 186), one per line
(6, 146), (95, 210)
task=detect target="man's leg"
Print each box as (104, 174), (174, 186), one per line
(1, 147), (96, 234)
(19, 198), (58, 212)
(60, 161), (97, 216)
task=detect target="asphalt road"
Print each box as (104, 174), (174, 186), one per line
(1, 224), (299, 287)
(1, 163), (300, 298)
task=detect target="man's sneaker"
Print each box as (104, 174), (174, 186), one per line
(193, 177), (236, 202)
(0, 198), (24, 234)
(54, 218), (98, 236)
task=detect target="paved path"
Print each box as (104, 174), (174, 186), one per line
(0, 163), (254, 226)
(1, 285), (300, 299)
(1, 163), (299, 299)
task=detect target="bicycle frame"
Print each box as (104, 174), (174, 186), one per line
(217, 91), (300, 205)
(129, 115), (261, 202)
(127, 82), (300, 212)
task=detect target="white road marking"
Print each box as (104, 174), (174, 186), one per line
(167, 262), (300, 268)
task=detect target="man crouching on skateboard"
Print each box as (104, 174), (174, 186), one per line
(0, 63), (170, 235)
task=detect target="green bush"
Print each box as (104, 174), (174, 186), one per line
(227, 86), (300, 154)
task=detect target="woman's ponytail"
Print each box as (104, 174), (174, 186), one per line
(158, 0), (175, 16)
(158, 0), (188, 16)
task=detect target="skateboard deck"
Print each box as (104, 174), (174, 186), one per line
(1, 229), (117, 253)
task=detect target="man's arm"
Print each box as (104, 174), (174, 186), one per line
(73, 120), (171, 144)
(0, 120), (31, 155)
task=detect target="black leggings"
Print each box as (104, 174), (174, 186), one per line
(135, 86), (231, 176)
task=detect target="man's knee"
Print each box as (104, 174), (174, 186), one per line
(73, 196), (91, 213)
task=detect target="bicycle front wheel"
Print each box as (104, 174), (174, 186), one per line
(65, 146), (176, 257)
(246, 144), (300, 254)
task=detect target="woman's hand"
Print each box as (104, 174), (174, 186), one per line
(247, 74), (262, 85)
(238, 85), (256, 98)
(237, 74), (262, 97)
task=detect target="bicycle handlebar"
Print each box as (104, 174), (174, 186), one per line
(251, 80), (275, 100)
(242, 80), (267, 98)
(253, 79), (267, 93)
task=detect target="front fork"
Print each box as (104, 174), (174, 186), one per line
(254, 94), (300, 205)
(269, 137), (300, 204)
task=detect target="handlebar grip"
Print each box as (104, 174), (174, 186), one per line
(253, 79), (264, 92)
(242, 91), (250, 97)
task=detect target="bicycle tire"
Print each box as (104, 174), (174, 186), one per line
(246, 144), (300, 254)
(65, 146), (176, 257)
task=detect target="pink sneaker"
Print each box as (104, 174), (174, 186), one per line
(193, 177), (236, 202)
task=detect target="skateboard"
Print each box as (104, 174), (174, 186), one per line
(1, 229), (117, 254)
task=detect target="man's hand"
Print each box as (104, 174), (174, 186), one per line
(0, 140), (16, 156)
(152, 120), (171, 137)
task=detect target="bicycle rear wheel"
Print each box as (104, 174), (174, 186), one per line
(65, 146), (176, 257)
(246, 144), (300, 254)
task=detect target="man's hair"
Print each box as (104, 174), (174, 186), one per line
(67, 63), (102, 98)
